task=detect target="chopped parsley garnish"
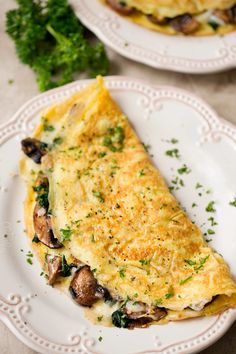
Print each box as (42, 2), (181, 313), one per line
(33, 183), (49, 210)
(192, 203), (198, 208)
(208, 217), (218, 226)
(195, 255), (210, 271)
(195, 183), (203, 189)
(229, 198), (236, 207)
(32, 234), (40, 243)
(184, 259), (196, 266)
(60, 255), (71, 277)
(118, 268), (126, 278)
(142, 143), (150, 152)
(112, 309), (129, 328)
(102, 126), (125, 152)
(98, 151), (106, 158)
(170, 138), (178, 144)
(177, 164), (191, 175)
(93, 191), (105, 203)
(165, 292), (174, 299)
(207, 229), (215, 235)
(205, 201), (216, 213)
(208, 20), (219, 30)
(27, 258), (33, 265)
(138, 169), (145, 177)
(154, 298), (162, 305)
(60, 226), (73, 242)
(165, 148), (180, 159)
(97, 316), (103, 322)
(139, 259), (150, 266)
(26, 250), (33, 265)
(180, 276), (192, 285)
(98, 336), (103, 342)
(53, 136), (63, 145)
(42, 117), (55, 132)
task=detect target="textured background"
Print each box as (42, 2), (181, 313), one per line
(0, 1), (236, 353)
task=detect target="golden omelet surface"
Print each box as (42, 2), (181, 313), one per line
(20, 77), (236, 327)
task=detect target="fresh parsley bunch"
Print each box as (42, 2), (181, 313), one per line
(6, 0), (109, 91)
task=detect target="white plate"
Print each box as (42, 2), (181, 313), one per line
(70, 0), (236, 73)
(0, 76), (236, 354)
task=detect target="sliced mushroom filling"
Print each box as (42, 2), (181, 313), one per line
(21, 137), (48, 164)
(46, 254), (71, 285)
(69, 266), (112, 307)
(33, 175), (63, 249)
(112, 301), (167, 329)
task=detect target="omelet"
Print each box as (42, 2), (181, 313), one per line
(20, 77), (236, 328)
(103, 0), (236, 35)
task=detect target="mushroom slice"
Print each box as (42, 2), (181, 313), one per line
(21, 138), (48, 164)
(213, 5), (236, 24)
(228, 5), (236, 23)
(128, 317), (153, 329)
(33, 204), (63, 248)
(125, 301), (167, 321)
(46, 255), (62, 285)
(213, 9), (231, 23)
(106, 0), (134, 15)
(69, 266), (98, 307)
(169, 14), (200, 34)
(95, 284), (112, 301)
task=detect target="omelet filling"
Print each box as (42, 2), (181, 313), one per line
(20, 77), (236, 329)
(105, 0), (236, 35)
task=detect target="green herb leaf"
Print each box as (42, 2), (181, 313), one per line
(112, 309), (129, 328)
(60, 226), (73, 242)
(6, 1), (109, 92)
(53, 136), (63, 145)
(208, 217), (218, 226)
(207, 229), (215, 235)
(165, 149), (180, 159)
(205, 201), (216, 213)
(98, 151), (106, 158)
(229, 198), (236, 207)
(180, 276), (192, 285)
(118, 268), (126, 278)
(93, 191), (105, 203)
(184, 259), (196, 266)
(139, 259), (150, 266)
(60, 255), (71, 277)
(138, 169), (145, 177)
(177, 164), (191, 175)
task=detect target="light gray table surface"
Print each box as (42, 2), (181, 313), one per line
(0, 1), (236, 353)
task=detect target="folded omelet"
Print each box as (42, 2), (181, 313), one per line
(104, 0), (236, 35)
(20, 77), (236, 328)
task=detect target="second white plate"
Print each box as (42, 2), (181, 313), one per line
(70, 0), (236, 73)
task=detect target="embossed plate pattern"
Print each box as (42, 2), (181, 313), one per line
(70, 0), (236, 73)
(0, 77), (236, 354)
